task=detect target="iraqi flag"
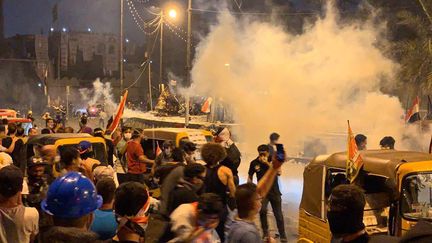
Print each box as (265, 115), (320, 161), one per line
(405, 96), (421, 123)
(108, 90), (128, 133)
(201, 97), (213, 113)
(346, 120), (363, 183)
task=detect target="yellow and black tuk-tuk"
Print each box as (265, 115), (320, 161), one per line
(26, 133), (107, 177)
(298, 150), (432, 242)
(141, 128), (213, 160)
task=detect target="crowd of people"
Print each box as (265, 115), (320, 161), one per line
(0, 113), (292, 243)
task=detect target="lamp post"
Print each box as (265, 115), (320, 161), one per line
(185, 0), (192, 127)
(120, 0), (124, 95)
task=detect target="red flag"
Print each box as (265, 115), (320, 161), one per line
(201, 97), (213, 113)
(108, 90), (128, 133)
(347, 120), (363, 183)
(156, 143), (162, 156)
(405, 96), (420, 123)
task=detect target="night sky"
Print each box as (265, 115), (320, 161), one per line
(4, 0), (152, 43)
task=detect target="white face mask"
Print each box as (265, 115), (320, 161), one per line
(124, 133), (132, 140)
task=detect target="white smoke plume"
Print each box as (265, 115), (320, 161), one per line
(79, 78), (117, 115)
(190, 7), (429, 156)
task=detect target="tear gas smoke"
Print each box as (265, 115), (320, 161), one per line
(189, 8), (428, 156)
(79, 78), (117, 115)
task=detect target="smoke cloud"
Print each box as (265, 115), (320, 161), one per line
(189, 7), (428, 155)
(79, 78), (117, 115)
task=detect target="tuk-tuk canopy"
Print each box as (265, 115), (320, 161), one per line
(27, 133), (93, 146)
(300, 150), (432, 220)
(143, 128), (212, 143)
(309, 150), (432, 180)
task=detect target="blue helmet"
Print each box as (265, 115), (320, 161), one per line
(41, 172), (102, 218)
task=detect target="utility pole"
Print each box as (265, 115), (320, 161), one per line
(148, 60), (153, 110)
(185, 0), (192, 127)
(159, 10), (164, 88)
(120, 0), (124, 95)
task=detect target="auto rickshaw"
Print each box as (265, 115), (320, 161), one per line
(298, 149), (432, 242)
(26, 133), (107, 177)
(142, 127), (214, 160)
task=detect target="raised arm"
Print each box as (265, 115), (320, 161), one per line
(256, 156), (284, 198)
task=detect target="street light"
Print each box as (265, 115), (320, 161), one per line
(87, 27), (92, 32)
(168, 9), (177, 19)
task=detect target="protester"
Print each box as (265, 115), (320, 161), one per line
(90, 177), (118, 240)
(227, 147), (286, 243)
(41, 128), (51, 134)
(26, 156), (50, 209)
(0, 165), (39, 243)
(201, 142), (236, 242)
(40, 172), (102, 242)
(268, 132), (280, 159)
(78, 140), (101, 179)
(94, 127), (114, 166)
(28, 127), (38, 136)
(380, 136), (395, 150)
(0, 124), (7, 139)
(78, 116), (92, 134)
(59, 146), (91, 178)
(169, 193), (224, 243)
(126, 130), (154, 183)
(0, 125), (18, 155)
(116, 126), (132, 157)
(182, 141), (197, 164)
(214, 127), (242, 185)
(355, 134), (367, 150)
(45, 118), (56, 133)
(154, 141), (175, 167)
(327, 184), (369, 242)
(114, 182), (157, 243)
(64, 127), (74, 133)
(248, 144), (287, 242)
(2, 123), (25, 170)
(167, 163), (206, 214)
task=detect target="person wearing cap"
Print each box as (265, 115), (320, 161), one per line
(0, 165), (39, 243)
(78, 140), (101, 180)
(40, 172), (102, 242)
(214, 127), (242, 186)
(126, 130), (154, 183)
(182, 141), (197, 164)
(26, 156), (50, 209)
(114, 182), (158, 243)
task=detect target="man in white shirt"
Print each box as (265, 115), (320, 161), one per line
(0, 165), (39, 243)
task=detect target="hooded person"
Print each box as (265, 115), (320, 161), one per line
(214, 127), (242, 185)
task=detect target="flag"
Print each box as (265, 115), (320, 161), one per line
(107, 90), (128, 133)
(405, 96), (421, 123)
(156, 143), (162, 156)
(201, 97), (213, 113)
(347, 120), (363, 183)
(52, 3), (58, 23)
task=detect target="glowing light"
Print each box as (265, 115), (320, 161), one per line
(125, 38), (129, 43)
(87, 28), (92, 32)
(62, 27), (67, 32)
(38, 83), (42, 87)
(168, 9), (177, 19)
(224, 63), (230, 67)
(50, 27), (54, 32)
